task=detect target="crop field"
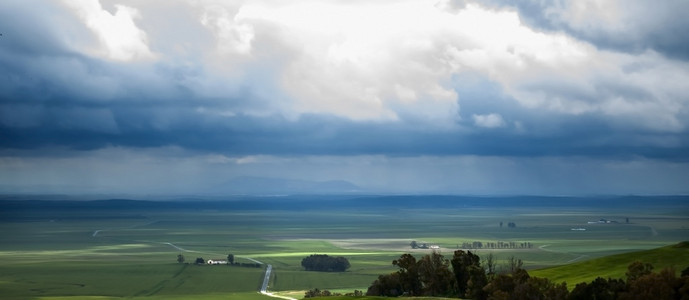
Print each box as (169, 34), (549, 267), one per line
(0, 196), (687, 299)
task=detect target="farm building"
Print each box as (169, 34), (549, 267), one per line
(207, 259), (227, 265)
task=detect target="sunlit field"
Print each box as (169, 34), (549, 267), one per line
(0, 196), (687, 299)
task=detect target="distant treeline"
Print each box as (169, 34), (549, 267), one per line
(3, 195), (688, 214)
(229, 262), (262, 268)
(458, 241), (533, 249)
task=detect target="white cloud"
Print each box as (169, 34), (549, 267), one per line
(52, 0), (689, 132)
(201, 4), (254, 56)
(61, 0), (154, 61)
(472, 113), (505, 128)
(229, 0), (462, 123)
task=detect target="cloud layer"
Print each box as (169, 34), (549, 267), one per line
(0, 0), (687, 194)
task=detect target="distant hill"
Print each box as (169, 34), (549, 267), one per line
(210, 176), (364, 195)
(530, 241), (689, 286)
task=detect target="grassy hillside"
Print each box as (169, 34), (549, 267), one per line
(306, 297), (457, 300)
(530, 241), (689, 286)
(0, 261), (266, 299)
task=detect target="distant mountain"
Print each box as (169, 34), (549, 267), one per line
(210, 176), (364, 195)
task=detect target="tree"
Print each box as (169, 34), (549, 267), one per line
(570, 277), (626, 300)
(392, 253), (422, 295)
(484, 273), (516, 297)
(367, 272), (402, 297)
(483, 252), (497, 279)
(681, 265), (689, 277)
(451, 250), (476, 297)
(621, 267), (679, 300)
(625, 261), (653, 282)
(195, 257), (205, 265)
(512, 276), (568, 300)
(227, 253), (235, 265)
(304, 288), (337, 298)
(177, 254), (185, 264)
(506, 255), (524, 274)
(301, 254), (350, 272)
(417, 251), (455, 296)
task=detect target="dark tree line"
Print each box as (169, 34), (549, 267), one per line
(303, 288), (363, 298)
(366, 251), (689, 299)
(301, 254), (350, 272)
(177, 253), (260, 267)
(459, 241), (533, 249)
(499, 221), (517, 228)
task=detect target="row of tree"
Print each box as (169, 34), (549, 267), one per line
(303, 288), (363, 298)
(301, 254), (351, 272)
(365, 250), (689, 299)
(499, 221), (517, 228)
(459, 241), (533, 249)
(175, 253), (260, 267)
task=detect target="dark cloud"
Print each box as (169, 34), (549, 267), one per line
(2, 100), (688, 162)
(483, 0), (689, 60)
(0, 0), (687, 195)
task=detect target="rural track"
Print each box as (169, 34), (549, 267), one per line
(92, 223), (294, 299)
(539, 244), (588, 264)
(161, 243), (294, 300)
(260, 264), (296, 300)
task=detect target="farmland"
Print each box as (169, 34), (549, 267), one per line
(0, 195), (687, 299)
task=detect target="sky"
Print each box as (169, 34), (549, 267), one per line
(1, 0), (688, 196)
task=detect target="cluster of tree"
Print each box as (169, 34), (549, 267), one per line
(176, 253), (260, 267)
(366, 251), (689, 299)
(226, 252), (260, 268)
(175, 254), (204, 265)
(569, 262), (689, 300)
(410, 241), (435, 249)
(301, 254), (350, 272)
(303, 288), (363, 298)
(459, 241), (533, 249)
(499, 221), (517, 228)
(235, 262), (262, 268)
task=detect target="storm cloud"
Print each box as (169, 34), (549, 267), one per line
(1, 0), (688, 195)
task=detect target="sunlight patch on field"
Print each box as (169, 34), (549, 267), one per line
(37, 297), (119, 300)
(253, 252), (385, 258)
(91, 243), (152, 250)
(273, 290), (306, 299)
(518, 212), (595, 217)
(0, 244), (153, 259)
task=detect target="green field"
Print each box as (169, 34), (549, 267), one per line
(530, 241), (689, 286)
(0, 196), (687, 299)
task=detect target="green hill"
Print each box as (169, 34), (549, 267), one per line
(308, 297), (457, 300)
(530, 241), (689, 286)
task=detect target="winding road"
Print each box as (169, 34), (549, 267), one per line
(93, 225), (295, 299)
(161, 243), (294, 299)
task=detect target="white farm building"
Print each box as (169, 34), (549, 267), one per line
(207, 259), (227, 265)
